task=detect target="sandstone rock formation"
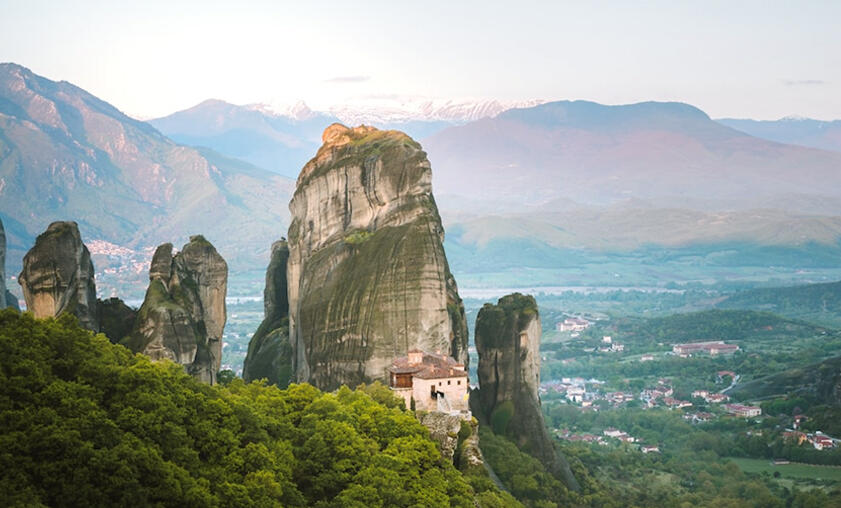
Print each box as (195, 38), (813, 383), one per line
(287, 124), (468, 390)
(18, 221), (99, 331)
(475, 293), (580, 491)
(419, 412), (486, 477)
(124, 236), (227, 384)
(97, 297), (137, 344)
(243, 239), (293, 386)
(0, 217), (6, 309)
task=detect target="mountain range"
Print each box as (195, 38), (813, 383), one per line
(717, 117), (841, 154)
(3, 62), (841, 293)
(149, 97), (542, 178)
(425, 100), (841, 209)
(0, 63), (292, 278)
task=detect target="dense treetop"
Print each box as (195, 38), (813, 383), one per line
(0, 310), (507, 507)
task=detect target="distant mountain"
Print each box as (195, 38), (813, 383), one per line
(326, 96), (544, 126)
(0, 63), (291, 277)
(718, 117), (841, 154)
(423, 100), (841, 210)
(148, 97), (543, 177)
(719, 280), (841, 327)
(149, 99), (338, 178)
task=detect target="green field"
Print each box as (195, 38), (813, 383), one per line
(728, 457), (841, 482)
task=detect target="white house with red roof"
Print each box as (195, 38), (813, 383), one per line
(388, 349), (469, 413)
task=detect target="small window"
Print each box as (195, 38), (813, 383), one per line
(457, 380), (461, 385)
(448, 380), (451, 385)
(439, 381), (442, 386)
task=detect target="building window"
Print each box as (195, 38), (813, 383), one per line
(457, 380), (461, 385)
(439, 381), (442, 386)
(448, 380), (451, 385)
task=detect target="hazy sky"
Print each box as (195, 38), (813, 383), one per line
(1, 0), (839, 120)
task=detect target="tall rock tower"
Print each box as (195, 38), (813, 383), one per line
(243, 239), (293, 387)
(475, 293), (580, 491)
(125, 236), (227, 384)
(0, 217), (6, 309)
(287, 124), (468, 390)
(18, 221), (99, 331)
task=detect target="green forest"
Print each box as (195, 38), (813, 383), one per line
(0, 310), (515, 507)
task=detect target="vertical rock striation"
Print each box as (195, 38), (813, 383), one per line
(18, 221), (99, 331)
(243, 239), (293, 386)
(474, 293), (580, 491)
(0, 217), (6, 309)
(287, 124), (468, 390)
(124, 236), (227, 384)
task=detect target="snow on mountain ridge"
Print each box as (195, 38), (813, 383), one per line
(229, 96), (546, 125)
(328, 97), (546, 125)
(246, 100), (318, 121)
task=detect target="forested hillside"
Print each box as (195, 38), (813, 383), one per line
(0, 310), (514, 507)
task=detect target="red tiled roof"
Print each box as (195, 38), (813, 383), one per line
(389, 350), (467, 380)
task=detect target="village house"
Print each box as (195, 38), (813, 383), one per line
(683, 412), (715, 424)
(641, 445), (660, 454)
(557, 317), (590, 332)
(673, 341), (740, 356)
(810, 433), (836, 450)
(663, 397), (692, 409)
(782, 431), (808, 446)
(603, 427), (624, 438)
(388, 349), (469, 414)
(639, 354), (655, 362)
(705, 393), (730, 404)
(566, 385), (586, 403)
(723, 404), (761, 418)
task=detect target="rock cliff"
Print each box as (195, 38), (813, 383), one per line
(97, 297), (138, 344)
(419, 412), (486, 476)
(243, 239), (293, 386)
(124, 236), (227, 384)
(0, 218), (5, 309)
(18, 221), (99, 331)
(287, 124), (468, 390)
(475, 293), (579, 491)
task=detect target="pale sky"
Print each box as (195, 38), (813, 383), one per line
(1, 0), (839, 120)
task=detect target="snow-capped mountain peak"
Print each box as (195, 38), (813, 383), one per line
(246, 100), (317, 121)
(326, 96), (545, 125)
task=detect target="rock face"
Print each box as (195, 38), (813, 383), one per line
(97, 297), (138, 344)
(287, 124), (468, 390)
(18, 221), (99, 331)
(243, 240), (293, 386)
(0, 217), (6, 309)
(419, 412), (486, 476)
(125, 236), (227, 384)
(475, 293), (580, 491)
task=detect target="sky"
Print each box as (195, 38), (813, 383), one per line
(1, 0), (839, 120)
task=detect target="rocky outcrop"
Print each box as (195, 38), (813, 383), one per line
(0, 217), (6, 309)
(419, 412), (464, 463)
(243, 239), (293, 386)
(287, 124), (468, 390)
(18, 221), (99, 331)
(124, 236), (227, 384)
(419, 412), (486, 475)
(97, 297), (137, 344)
(475, 293), (579, 491)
